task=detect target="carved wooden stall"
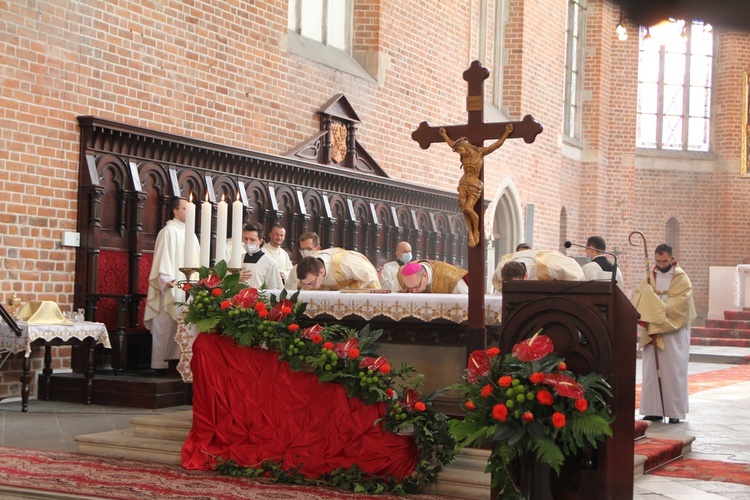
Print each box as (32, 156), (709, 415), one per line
(73, 100), (469, 378)
(499, 280), (638, 500)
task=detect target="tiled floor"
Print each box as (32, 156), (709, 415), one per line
(1, 351), (749, 499)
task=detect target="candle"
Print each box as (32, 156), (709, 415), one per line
(215, 195), (228, 265)
(200, 194), (212, 268)
(184, 195), (196, 267)
(229, 193), (244, 268)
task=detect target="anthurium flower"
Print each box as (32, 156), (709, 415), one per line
(512, 329), (553, 361)
(334, 338), (359, 358)
(467, 349), (491, 383)
(197, 274), (222, 288)
(232, 287), (260, 308)
(542, 373), (585, 399)
(403, 388), (419, 411)
(359, 356), (388, 371)
(269, 299), (294, 321)
(301, 324), (324, 339)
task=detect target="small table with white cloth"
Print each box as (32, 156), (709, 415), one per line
(0, 319), (110, 412)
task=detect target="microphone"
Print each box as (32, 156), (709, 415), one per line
(564, 241), (619, 286)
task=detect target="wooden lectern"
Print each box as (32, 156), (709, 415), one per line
(499, 280), (638, 500)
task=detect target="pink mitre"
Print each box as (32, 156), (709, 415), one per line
(402, 262), (422, 276)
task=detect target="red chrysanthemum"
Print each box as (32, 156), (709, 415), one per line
(347, 348), (360, 359)
(287, 324), (299, 332)
(197, 274), (222, 288)
(414, 402), (426, 412)
(492, 404), (508, 422)
(466, 349), (492, 384)
(212, 288), (223, 296)
(558, 362), (567, 371)
(311, 333), (323, 344)
(182, 284), (192, 291)
(575, 398), (589, 412)
(486, 347), (501, 358)
(481, 384), (493, 398)
(323, 341), (334, 350)
(385, 388), (395, 398)
(529, 372), (545, 384)
(536, 389), (554, 406)
(543, 374), (585, 399)
(465, 400), (475, 410)
(232, 288), (260, 309)
(254, 301), (267, 312)
(512, 329), (553, 362)
(258, 309), (269, 318)
(379, 364), (391, 374)
(522, 411), (534, 422)
(552, 411), (567, 428)
(220, 300), (232, 310)
(498, 376), (513, 387)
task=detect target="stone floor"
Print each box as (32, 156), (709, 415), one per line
(1, 346), (749, 499)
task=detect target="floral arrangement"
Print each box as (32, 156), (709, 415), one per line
(450, 330), (613, 499)
(180, 261), (456, 495)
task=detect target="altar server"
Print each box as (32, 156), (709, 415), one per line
(380, 241), (412, 290)
(262, 224), (293, 282)
(394, 260), (468, 294)
(238, 222), (283, 290)
(295, 248), (380, 290)
(144, 197), (199, 372)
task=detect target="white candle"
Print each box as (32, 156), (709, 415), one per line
(184, 195), (196, 267)
(200, 195), (212, 268)
(215, 195), (228, 265)
(230, 194), (244, 268)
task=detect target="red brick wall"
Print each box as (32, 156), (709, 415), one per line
(1, 0), (749, 398)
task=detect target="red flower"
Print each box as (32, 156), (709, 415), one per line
(486, 347), (501, 358)
(498, 376), (513, 387)
(258, 309), (269, 318)
(537, 389), (554, 406)
(403, 389), (419, 411)
(575, 398), (588, 412)
(529, 372), (544, 384)
(323, 341), (334, 350)
(414, 402), (426, 412)
(220, 300), (232, 310)
(522, 411), (534, 422)
(287, 324), (299, 332)
(301, 324), (324, 339)
(379, 364), (391, 374)
(212, 288), (223, 296)
(232, 288), (260, 308)
(385, 388), (395, 398)
(492, 404), (508, 422)
(465, 400), (475, 410)
(512, 329), (553, 362)
(558, 362), (567, 371)
(481, 384), (493, 398)
(359, 356), (387, 371)
(542, 374), (585, 399)
(197, 274), (222, 288)
(182, 284), (192, 291)
(347, 348), (360, 359)
(254, 301), (267, 312)
(467, 350), (492, 384)
(311, 333), (323, 344)
(552, 411), (567, 428)
(269, 299), (294, 321)
(333, 338), (359, 358)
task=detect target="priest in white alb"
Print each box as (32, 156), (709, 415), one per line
(238, 222), (283, 289)
(262, 224), (293, 283)
(144, 198), (200, 372)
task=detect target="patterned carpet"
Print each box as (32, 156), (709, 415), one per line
(0, 446), (456, 500)
(651, 458), (750, 485)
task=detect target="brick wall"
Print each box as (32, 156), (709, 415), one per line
(1, 0), (749, 399)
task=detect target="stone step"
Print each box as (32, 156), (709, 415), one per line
(691, 326), (750, 339)
(130, 410), (193, 441)
(705, 319), (750, 330)
(75, 428), (183, 465)
(691, 337), (750, 348)
(634, 433), (694, 475)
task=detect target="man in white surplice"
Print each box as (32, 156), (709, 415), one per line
(262, 224), (293, 283)
(632, 243), (696, 424)
(144, 198), (200, 371)
(238, 222), (283, 290)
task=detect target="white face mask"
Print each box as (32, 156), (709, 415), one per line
(245, 243), (259, 255)
(400, 252), (412, 264)
(300, 249), (313, 258)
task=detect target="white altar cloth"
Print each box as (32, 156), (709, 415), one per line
(0, 320), (110, 358)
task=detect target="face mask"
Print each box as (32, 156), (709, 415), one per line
(584, 256), (592, 263)
(244, 243), (259, 255)
(400, 253), (412, 264)
(300, 249), (313, 258)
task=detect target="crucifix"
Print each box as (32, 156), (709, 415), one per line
(411, 60), (543, 354)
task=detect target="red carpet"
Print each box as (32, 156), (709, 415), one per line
(633, 438), (684, 472)
(0, 446), (456, 499)
(651, 458), (750, 485)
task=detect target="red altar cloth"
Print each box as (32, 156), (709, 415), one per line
(182, 333), (418, 479)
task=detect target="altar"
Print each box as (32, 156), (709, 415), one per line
(0, 318), (110, 412)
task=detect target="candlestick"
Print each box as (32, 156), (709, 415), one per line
(184, 195), (196, 268)
(229, 194), (244, 268)
(215, 195), (228, 265)
(200, 194), (212, 268)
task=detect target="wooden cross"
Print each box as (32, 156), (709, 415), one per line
(411, 60), (543, 354)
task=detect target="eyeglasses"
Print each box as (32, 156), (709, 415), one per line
(301, 274), (319, 287)
(403, 273), (426, 292)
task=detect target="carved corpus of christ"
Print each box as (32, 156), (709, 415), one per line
(439, 124), (514, 247)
